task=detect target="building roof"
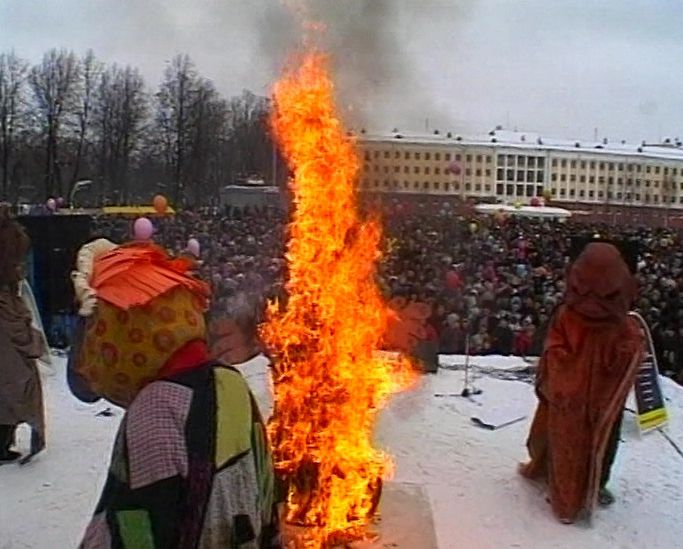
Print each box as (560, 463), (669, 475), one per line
(357, 128), (683, 163)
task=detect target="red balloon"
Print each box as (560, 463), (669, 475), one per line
(446, 270), (462, 290)
(448, 161), (462, 175)
(530, 197), (541, 207)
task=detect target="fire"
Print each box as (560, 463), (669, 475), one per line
(261, 52), (413, 546)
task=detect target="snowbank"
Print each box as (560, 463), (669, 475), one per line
(1, 355), (681, 549)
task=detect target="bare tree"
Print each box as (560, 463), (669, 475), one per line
(70, 50), (100, 189)
(94, 64), (147, 203)
(0, 52), (28, 200)
(29, 49), (81, 198)
(186, 78), (229, 205)
(156, 54), (197, 204)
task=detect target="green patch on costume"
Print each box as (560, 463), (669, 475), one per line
(116, 509), (155, 549)
(214, 368), (252, 468)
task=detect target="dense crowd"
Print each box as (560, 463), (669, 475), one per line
(93, 203), (683, 383)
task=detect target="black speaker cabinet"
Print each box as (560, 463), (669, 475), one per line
(18, 214), (93, 317)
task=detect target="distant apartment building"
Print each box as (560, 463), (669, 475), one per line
(357, 128), (683, 210)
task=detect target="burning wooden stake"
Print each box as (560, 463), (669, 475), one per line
(261, 52), (413, 547)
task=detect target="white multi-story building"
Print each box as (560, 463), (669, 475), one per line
(357, 128), (683, 210)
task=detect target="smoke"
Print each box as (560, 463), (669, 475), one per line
(248, 0), (465, 132)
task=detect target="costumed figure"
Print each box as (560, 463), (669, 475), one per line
(0, 206), (47, 463)
(71, 239), (281, 548)
(519, 241), (644, 524)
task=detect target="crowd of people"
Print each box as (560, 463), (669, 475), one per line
(93, 202), (683, 384)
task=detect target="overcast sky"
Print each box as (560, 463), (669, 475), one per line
(1, 0), (682, 142)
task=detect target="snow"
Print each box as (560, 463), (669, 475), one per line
(1, 354), (682, 549)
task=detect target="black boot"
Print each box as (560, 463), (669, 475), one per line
(0, 424), (20, 462)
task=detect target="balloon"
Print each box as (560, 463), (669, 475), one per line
(46, 198), (56, 211)
(514, 201), (522, 209)
(469, 222), (478, 233)
(446, 270), (462, 290)
(56, 197), (65, 207)
(153, 194), (168, 214)
(187, 238), (200, 258)
(530, 197), (541, 207)
(133, 217), (154, 240)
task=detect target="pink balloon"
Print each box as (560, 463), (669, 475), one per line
(133, 217), (154, 240)
(46, 198), (56, 211)
(530, 197), (541, 207)
(56, 197), (65, 207)
(187, 238), (200, 258)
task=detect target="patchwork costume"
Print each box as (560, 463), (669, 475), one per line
(72, 241), (280, 548)
(520, 242), (644, 523)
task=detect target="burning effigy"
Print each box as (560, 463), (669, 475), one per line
(260, 51), (417, 547)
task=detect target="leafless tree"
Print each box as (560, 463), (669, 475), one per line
(156, 54), (197, 204)
(0, 52), (28, 200)
(29, 49), (81, 198)
(70, 50), (100, 189)
(94, 64), (147, 203)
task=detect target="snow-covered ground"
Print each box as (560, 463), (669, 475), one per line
(1, 354), (682, 549)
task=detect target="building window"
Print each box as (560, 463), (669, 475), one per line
(579, 189), (585, 198)
(497, 154), (505, 164)
(465, 154), (471, 162)
(589, 176), (595, 183)
(374, 151), (379, 158)
(364, 151), (371, 160)
(517, 170), (525, 182)
(552, 159), (558, 167)
(608, 162), (614, 170)
(589, 190), (594, 198)
(424, 167), (430, 175)
(528, 157), (536, 168)
(552, 188), (557, 195)
(590, 161), (596, 169)
(477, 155), (483, 163)
(580, 175), (586, 183)
(485, 169), (492, 176)
(569, 189), (575, 197)
(518, 156), (526, 167)
(395, 151), (400, 159)
(655, 166), (660, 174)
(435, 167), (441, 175)
(570, 174), (576, 182)
(466, 168), (472, 176)
(486, 155), (492, 163)
(599, 176), (605, 184)
(537, 172), (544, 183)
(608, 177), (613, 185)
(497, 168), (504, 180)
(527, 171), (534, 182)
(507, 154), (515, 164)
(599, 162), (605, 170)
(404, 166), (409, 174)
(525, 186), (534, 197)
(403, 181), (409, 189)
(497, 183), (504, 194)
(476, 169), (482, 176)
(552, 173), (558, 182)
(455, 154), (461, 161)
(560, 174), (566, 182)
(618, 163), (624, 170)
(423, 181), (430, 189)
(415, 152), (421, 160)
(384, 151), (390, 159)
(414, 166), (420, 174)
(560, 188), (566, 197)
(646, 166), (651, 173)
(485, 184), (491, 191)
(507, 169), (514, 180)
(475, 183), (482, 191)
(445, 153), (451, 161)
(561, 159), (567, 167)
(425, 152), (431, 160)
(598, 190), (604, 198)
(465, 183), (471, 191)
(394, 166), (400, 173)
(405, 152), (411, 160)
(617, 192), (623, 200)
(581, 161), (586, 169)
(434, 181), (440, 190)
(435, 153), (441, 161)
(570, 160), (576, 168)
(506, 184), (514, 195)
(444, 182), (450, 191)
(537, 158), (545, 168)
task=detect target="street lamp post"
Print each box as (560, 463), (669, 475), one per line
(69, 179), (93, 209)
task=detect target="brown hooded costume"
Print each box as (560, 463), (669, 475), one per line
(0, 207), (46, 462)
(520, 242), (644, 523)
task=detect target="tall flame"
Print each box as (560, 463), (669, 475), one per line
(262, 52), (411, 545)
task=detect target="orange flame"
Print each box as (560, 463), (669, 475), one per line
(262, 52), (413, 546)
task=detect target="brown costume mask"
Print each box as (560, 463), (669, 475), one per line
(565, 242), (636, 321)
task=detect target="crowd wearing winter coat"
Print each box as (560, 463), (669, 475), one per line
(93, 201), (683, 384)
